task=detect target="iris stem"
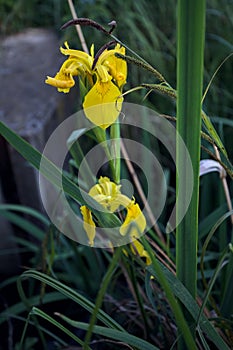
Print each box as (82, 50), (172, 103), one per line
(110, 120), (121, 183)
(93, 127), (116, 180)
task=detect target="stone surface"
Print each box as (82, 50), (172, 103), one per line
(0, 28), (77, 271)
(0, 28), (62, 139)
(0, 28), (75, 210)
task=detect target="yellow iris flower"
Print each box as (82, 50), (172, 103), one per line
(80, 177), (151, 265)
(45, 42), (127, 129)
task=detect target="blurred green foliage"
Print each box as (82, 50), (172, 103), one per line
(1, 0), (232, 114)
(1, 0), (233, 143)
(1, 0), (232, 113)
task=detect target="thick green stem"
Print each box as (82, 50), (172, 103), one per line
(176, 0), (206, 341)
(110, 120), (121, 183)
(93, 127), (116, 181)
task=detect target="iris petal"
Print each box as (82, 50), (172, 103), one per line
(83, 80), (123, 129)
(120, 202), (146, 237)
(88, 177), (130, 211)
(100, 44), (127, 88)
(60, 43), (93, 69)
(80, 206), (96, 246)
(130, 240), (151, 265)
(46, 42), (127, 128)
(45, 73), (74, 93)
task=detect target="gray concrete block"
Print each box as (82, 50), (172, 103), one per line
(0, 28), (76, 211)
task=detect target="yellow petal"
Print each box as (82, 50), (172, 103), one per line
(100, 44), (127, 89)
(89, 177), (120, 197)
(108, 194), (131, 212)
(120, 201), (146, 237)
(45, 58), (79, 93)
(130, 239), (152, 265)
(91, 193), (130, 212)
(90, 44), (94, 58)
(88, 177), (131, 211)
(60, 44), (91, 61)
(80, 206), (96, 246)
(83, 80), (123, 129)
(95, 64), (111, 83)
(60, 43), (93, 73)
(45, 73), (74, 93)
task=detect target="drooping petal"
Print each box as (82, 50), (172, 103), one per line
(45, 72), (75, 93)
(108, 194), (131, 212)
(120, 201), (146, 237)
(61, 43), (93, 64)
(83, 80), (123, 129)
(59, 42), (93, 75)
(80, 205), (96, 246)
(45, 58), (79, 93)
(130, 239), (152, 265)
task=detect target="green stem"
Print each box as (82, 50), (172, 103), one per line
(110, 120), (121, 183)
(83, 247), (122, 349)
(93, 126), (116, 181)
(176, 0), (205, 345)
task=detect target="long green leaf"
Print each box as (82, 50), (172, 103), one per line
(0, 120), (120, 230)
(54, 312), (159, 350)
(12, 314), (68, 347)
(176, 0), (205, 298)
(29, 307), (89, 349)
(147, 261), (230, 350)
(197, 246), (231, 326)
(176, 6), (206, 348)
(0, 209), (45, 241)
(17, 270), (125, 332)
(84, 247), (122, 348)
(142, 237), (196, 350)
(0, 204), (49, 225)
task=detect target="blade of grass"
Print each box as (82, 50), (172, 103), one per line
(141, 237), (196, 350)
(145, 252), (230, 350)
(0, 210), (45, 241)
(197, 245), (231, 326)
(200, 210), (233, 301)
(28, 307), (90, 349)
(55, 313), (160, 350)
(83, 247), (122, 349)
(17, 270), (124, 331)
(11, 314), (68, 348)
(0, 204), (50, 225)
